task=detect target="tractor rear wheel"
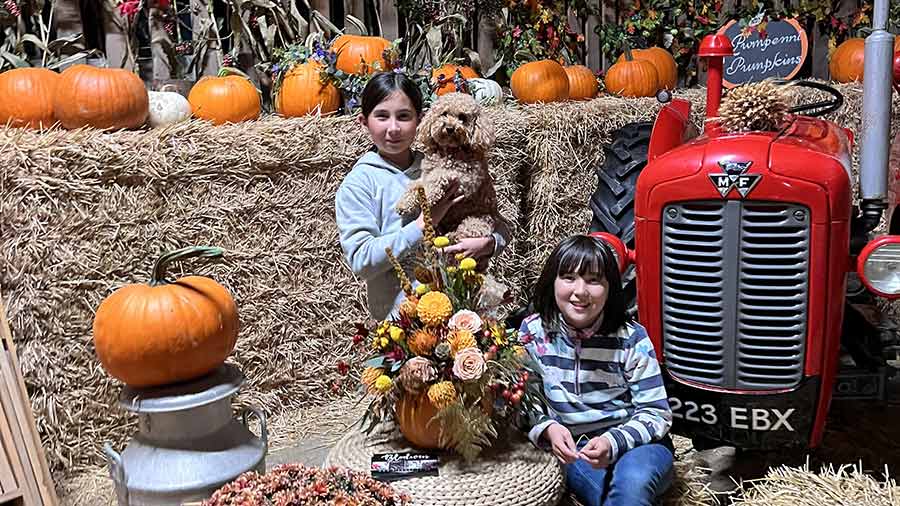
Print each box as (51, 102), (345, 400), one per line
(588, 121), (652, 318)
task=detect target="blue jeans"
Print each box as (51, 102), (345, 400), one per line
(566, 440), (674, 506)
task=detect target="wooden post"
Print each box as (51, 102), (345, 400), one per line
(584, 0), (601, 71)
(149, 8), (174, 82)
(311, 0), (331, 25)
(53, 0), (83, 39)
(190, 0), (221, 78)
(102, 7), (135, 69)
(0, 298), (58, 506)
(379, 0), (399, 41)
(476, 15), (497, 73)
(599, 0), (617, 70)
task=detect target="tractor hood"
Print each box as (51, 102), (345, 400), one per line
(635, 115), (854, 225)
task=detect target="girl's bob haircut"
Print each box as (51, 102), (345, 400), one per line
(532, 234), (626, 335)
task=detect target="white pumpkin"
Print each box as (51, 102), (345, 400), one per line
(468, 78), (504, 106)
(147, 86), (192, 127)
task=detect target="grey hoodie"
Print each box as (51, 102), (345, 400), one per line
(335, 150), (509, 320)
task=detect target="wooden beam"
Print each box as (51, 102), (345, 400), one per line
(584, 0), (601, 71)
(52, 0), (83, 40)
(102, 7), (134, 69)
(149, 8), (174, 81)
(379, 0), (398, 41)
(190, 0), (221, 78)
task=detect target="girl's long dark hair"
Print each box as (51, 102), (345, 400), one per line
(532, 235), (627, 335)
(360, 72), (424, 118)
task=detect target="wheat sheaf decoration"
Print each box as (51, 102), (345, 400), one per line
(717, 79), (791, 133)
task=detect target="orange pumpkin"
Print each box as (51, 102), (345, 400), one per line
(564, 64), (598, 100)
(605, 46), (659, 98)
(396, 392), (447, 449)
(618, 46), (678, 90)
(275, 61), (341, 117)
(188, 70), (260, 125)
(332, 34), (391, 75)
(511, 59), (569, 103)
(53, 64), (148, 130)
(432, 64), (479, 95)
(0, 68), (59, 129)
(93, 246), (239, 388)
(829, 38), (865, 83)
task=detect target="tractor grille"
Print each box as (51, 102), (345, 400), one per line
(661, 201), (809, 390)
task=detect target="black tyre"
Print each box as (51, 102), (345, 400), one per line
(588, 121), (652, 318)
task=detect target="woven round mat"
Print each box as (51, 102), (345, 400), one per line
(325, 426), (565, 506)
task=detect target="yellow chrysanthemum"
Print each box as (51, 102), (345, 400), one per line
(389, 326), (405, 342)
(361, 367), (383, 391)
(427, 381), (457, 410)
(417, 291), (453, 326)
(408, 329), (438, 356)
(398, 296), (418, 320)
(449, 329), (477, 357)
(459, 258), (477, 271)
(374, 375), (393, 393)
(415, 284), (430, 296)
(379, 336), (389, 347)
(433, 236), (450, 248)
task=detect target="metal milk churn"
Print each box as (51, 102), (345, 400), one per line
(104, 364), (267, 505)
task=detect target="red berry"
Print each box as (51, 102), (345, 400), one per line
(489, 345), (499, 354)
(516, 381), (525, 390)
(511, 392), (522, 404)
(521, 371), (529, 381)
(502, 390), (512, 400)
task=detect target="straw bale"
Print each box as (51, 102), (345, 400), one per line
(731, 462), (899, 506)
(2, 83), (899, 495)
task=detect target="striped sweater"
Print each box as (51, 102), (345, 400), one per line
(519, 313), (672, 463)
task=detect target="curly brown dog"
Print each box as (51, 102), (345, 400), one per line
(395, 92), (499, 241)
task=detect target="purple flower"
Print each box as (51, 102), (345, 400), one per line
(347, 98), (359, 109)
(271, 64), (280, 73)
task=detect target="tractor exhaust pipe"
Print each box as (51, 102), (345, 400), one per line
(858, 0), (893, 231)
(698, 34), (734, 134)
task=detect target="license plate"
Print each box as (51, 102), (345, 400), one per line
(668, 396), (796, 431)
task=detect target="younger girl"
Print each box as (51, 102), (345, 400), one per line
(335, 72), (509, 319)
(519, 234), (673, 506)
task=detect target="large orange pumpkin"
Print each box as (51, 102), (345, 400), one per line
(53, 64), (148, 130)
(0, 68), (59, 129)
(275, 61), (341, 117)
(618, 46), (678, 90)
(93, 246), (239, 388)
(332, 34), (390, 75)
(511, 59), (569, 103)
(829, 38), (865, 83)
(564, 65), (598, 100)
(188, 70), (261, 125)
(605, 46), (659, 98)
(396, 392), (447, 449)
(432, 64), (478, 95)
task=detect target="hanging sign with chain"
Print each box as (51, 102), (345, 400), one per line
(717, 13), (808, 88)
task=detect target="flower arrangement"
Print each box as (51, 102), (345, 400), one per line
(203, 463), (409, 506)
(351, 188), (543, 462)
(495, 0), (587, 77)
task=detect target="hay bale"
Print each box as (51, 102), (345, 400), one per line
(2, 83), (897, 487)
(731, 462), (899, 506)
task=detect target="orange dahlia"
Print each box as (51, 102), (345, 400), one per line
(408, 329), (438, 356)
(449, 329), (477, 357)
(427, 381), (457, 409)
(417, 291), (453, 326)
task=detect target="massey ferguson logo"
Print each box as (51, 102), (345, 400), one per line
(709, 160), (761, 198)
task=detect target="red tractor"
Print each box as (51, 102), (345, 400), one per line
(588, 2), (899, 450)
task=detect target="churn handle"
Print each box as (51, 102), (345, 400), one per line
(241, 406), (268, 451)
(104, 443), (130, 505)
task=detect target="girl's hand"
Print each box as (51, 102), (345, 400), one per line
(579, 436), (612, 469)
(443, 236), (495, 259)
(418, 179), (464, 230)
(543, 423), (579, 465)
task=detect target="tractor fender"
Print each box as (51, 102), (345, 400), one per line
(647, 98), (696, 162)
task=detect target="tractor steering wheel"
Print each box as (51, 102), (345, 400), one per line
(772, 79), (844, 117)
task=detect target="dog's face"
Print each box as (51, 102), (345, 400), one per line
(419, 93), (495, 154)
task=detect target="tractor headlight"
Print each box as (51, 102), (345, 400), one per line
(857, 237), (900, 298)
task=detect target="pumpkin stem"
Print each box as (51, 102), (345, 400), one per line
(623, 41), (634, 62)
(151, 246), (225, 286)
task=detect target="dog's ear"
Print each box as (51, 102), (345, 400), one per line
(417, 103), (443, 152)
(470, 111), (496, 153)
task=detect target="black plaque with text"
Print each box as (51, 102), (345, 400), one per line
(717, 18), (808, 88)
